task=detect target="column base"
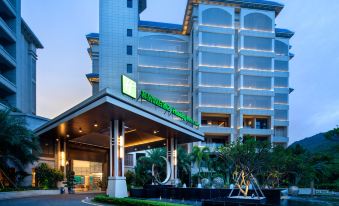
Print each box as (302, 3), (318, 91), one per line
(107, 176), (128, 198)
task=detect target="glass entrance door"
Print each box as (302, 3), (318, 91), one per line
(72, 160), (103, 192)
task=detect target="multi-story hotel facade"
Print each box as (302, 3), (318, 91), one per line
(86, 0), (294, 148)
(0, 0), (47, 130)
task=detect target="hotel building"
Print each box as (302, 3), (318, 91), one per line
(86, 0), (294, 148)
(0, 0), (47, 130)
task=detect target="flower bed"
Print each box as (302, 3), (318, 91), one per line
(94, 195), (189, 206)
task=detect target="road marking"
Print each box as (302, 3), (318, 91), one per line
(81, 198), (103, 206)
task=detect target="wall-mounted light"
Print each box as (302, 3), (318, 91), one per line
(173, 150), (177, 166)
(61, 151), (65, 167)
(119, 135), (124, 159)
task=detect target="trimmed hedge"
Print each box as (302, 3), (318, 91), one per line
(94, 195), (189, 206)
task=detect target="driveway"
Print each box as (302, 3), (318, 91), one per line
(0, 194), (102, 206)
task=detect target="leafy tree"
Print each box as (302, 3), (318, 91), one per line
(0, 110), (41, 189)
(190, 146), (210, 182)
(177, 146), (191, 185)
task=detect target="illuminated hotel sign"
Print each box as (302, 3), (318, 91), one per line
(140, 90), (199, 127)
(121, 75), (137, 99)
(121, 75), (199, 127)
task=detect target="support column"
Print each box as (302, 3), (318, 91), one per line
(107, 120), (128, 198)
(167, 137), (178, 184)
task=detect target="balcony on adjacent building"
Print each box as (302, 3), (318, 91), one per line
(0, 44), (16, 69)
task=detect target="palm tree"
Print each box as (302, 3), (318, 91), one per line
(190, 146), (210, 183)
(0, 110), (41, 188)
(177, 146), (191, 185)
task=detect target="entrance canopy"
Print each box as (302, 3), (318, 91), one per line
(35, 89), (204, 152)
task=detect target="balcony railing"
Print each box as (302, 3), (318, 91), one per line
(0, 44), (16, 67)
(0, 16), (16, 41)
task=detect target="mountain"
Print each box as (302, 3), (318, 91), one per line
(289, 133), (335, 153)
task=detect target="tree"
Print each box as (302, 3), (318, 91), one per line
(190, 146), (210, 182)
(177, 146), (191, 185)
(0, 110), (41, 189)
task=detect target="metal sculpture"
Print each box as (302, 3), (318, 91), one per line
(152, 156), (171, 185)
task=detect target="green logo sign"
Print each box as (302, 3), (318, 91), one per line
(140, 90), (199, 127)
(121, 75), (137, 99)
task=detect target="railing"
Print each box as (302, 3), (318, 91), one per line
(0, 44), (16, 65)
(0, 16), (16, 38)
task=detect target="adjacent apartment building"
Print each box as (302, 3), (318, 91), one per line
(86, 0), (294, 148)
(0, 0), (46, 129)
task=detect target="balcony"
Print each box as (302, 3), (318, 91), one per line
(0, 16), (16, 43)
(0, 44), (16, 68)
(0, 73), (16, 94)
(0, 0), (16, 18)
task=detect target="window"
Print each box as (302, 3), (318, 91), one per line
(139, 35), (188, 52)
(200, 93), (232, 108)
(127, 64), (132, 73)
(127, 0), (132, 8)
(201, 8), (232, 27)
(127, 29), (132, 37)
(201, 113), (230, 127)
(243, 36), (273, 51)
(243, 95), (271, 109)
(274, 77), (288, 88)
(125, 154), (134, 166)
(244, 13), (273, 31)
(200, 52), (232, 67)
(275, 93), (288, 104)
(127, 45), (133, 55)
(200, 73), (232, 87)
(243, 56), (272, 70)
(275, 109), (288, 120)
(256, 118), (269, 129)
(275, 40), (289, 56)
(275, 60), (288, 72)
(243, 75), (271, 90)
(201, 32), (232, 48)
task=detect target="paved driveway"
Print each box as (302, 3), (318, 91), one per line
(0, 194), (100, 206)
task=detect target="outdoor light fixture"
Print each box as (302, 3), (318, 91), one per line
(119, 135), (124, 159)
(61, 151), (65, 167)
(79, 128), (83, 133)
(94, 122), (98, 127)
(66, 134), (70, 138)
(153, 130), (159, 134)
(173, 149), (177, 166)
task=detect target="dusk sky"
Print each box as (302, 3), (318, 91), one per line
(21, 0), (339, 144)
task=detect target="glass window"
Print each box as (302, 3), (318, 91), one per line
(274, 93), (288, 104)
(275, 109), (288, 120)
(139, 35), (188, 53)
(243, 36), (272, 51)
(127, 64), (132, 73)
(127, 0), (132, 8)
(200, 52), (232, 67)
(275, 126), (287, 136)
(275, 60), (288, 72)
(201, 32), (232, 48)
(275, 40), (289, 56)
(201, 113), (230, 127)
(243, 117), (255, 128)
(243, 56), (272, 70)
(274, 77), (288, 88)
(200, 73), (232, 87)
(139, 55), (188, 69)
(202, 8), (232, 27)
(200, 93), (232, 107)
(127, 45), (133, 55)
(243, 75), (271, 90)
(139, 72), (188, 85)
(127, 29), (132, 37)
(256, 118), (269, 129)
(243, 95), (271, 109)
(244, 13), (273, 31)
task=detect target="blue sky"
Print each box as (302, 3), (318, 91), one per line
(22, 0), (339, 143)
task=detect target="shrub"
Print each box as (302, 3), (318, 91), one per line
(94, 195), (189, 206)
(35, 163), (64, 189)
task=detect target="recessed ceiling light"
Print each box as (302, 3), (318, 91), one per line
(94, 123), (98, 127)
(66, 134), (70, 138)
(79, 128), (83, 133)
